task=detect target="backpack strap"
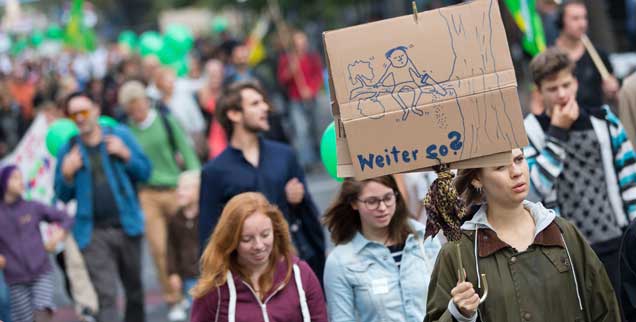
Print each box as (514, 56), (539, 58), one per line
(153, 101), (185, 170)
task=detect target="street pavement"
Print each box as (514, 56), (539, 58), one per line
(51, 170), (341, 322)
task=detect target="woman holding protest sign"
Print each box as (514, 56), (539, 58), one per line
(190, 192), (327, 322)
(424, 149), (621, 322)
(322, 175), (441, 322)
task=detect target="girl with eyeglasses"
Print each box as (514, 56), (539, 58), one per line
(322, 175), (442, 322)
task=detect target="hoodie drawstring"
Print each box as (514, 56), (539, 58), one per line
(475, 228), (482, 289)
(561, 234), (584, 311)
(473, 228), (580, 311)
(293, 264), (311, 322)
(226, 271), (237, 322)
(226, 265), (311, 322)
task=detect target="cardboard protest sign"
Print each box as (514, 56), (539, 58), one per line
(327, 60), (513, 178)
(324, 0), (528, 180)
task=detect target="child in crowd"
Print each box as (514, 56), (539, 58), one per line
(166, 171), (201, 321)
(0, 165), (73, 322)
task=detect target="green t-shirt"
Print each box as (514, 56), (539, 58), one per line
(128, 111), (200, 187)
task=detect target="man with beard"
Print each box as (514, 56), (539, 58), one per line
(198, 81), (325, 280)
(54, 92), (151, 322)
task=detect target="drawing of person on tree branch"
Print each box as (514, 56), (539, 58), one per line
(350, 46), (448, 121)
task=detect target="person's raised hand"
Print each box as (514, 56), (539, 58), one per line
(550, 96), (579, 130)
(105, 135), (131, 161)
(62, 145), (83, 182)
(602, 76), (620, 100)
(285, 178), (305, 205)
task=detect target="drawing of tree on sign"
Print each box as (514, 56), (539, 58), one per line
(347, 61), (385, 119)
(348, 46), (448, 121)
(438, 0), (519, 157)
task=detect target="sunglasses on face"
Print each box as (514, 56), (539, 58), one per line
(68, 109), (91, 121)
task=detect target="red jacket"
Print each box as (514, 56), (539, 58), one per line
(190, 256), (327, 322)
(277, 52), (323, 102)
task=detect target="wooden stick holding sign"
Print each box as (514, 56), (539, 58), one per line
(412, 1), (419, 24)
(581, 34), (611, 80)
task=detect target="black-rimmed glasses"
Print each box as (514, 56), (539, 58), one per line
(357, 191), (398, 210)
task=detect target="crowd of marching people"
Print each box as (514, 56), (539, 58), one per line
(3, 0), (636, 322)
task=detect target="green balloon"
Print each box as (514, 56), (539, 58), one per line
(158, 43), (180, 65)
(30, 31), (44, 48)
(164, 25), (193, 55)
(46, 119), (79, 156)
(98, 116), (118, 127)
(139, 31), (163, 56)
(45, 25), (63, 40)
(10, 38), (28, 56)
(320, 122), (342, 182)
(170, 59), (189, 77)
(212, 17), (228, 34)
(118, 30), (137, 49)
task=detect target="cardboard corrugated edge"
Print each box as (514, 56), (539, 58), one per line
(323, 32), (355, 178)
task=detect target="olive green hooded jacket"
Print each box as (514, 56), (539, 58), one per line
(425, 201), (621, 322)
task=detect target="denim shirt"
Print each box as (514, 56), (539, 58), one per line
(324, 219), (442, 322)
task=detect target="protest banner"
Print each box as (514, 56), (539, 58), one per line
(324, 0), (528, 179)
(1, 114), (56, 202)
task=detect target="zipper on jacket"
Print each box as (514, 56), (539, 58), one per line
(241, 280), (285, 322)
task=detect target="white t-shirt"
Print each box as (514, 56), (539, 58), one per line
(149, 78), (206, 135)
(403, 171), (438, 224)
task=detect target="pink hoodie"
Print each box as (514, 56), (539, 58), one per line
(190, 256), (327, 322)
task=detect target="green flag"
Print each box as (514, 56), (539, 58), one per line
(504, 0), (546, 56)
(64, 0), (96, 51)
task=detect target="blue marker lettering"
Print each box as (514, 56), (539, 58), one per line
(357, 154), (375, 171)
(375, 155), (385, 168)
(391, 146), (400, 163)
(402, 151), (411, 162)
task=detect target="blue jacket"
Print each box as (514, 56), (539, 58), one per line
(54, 125), (152, 249)
(323, 219), (442, 322)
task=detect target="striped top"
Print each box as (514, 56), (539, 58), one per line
(524, 107), (636, 227)
(387, 243), (406, 267)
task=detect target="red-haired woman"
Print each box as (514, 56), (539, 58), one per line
(190, 192), (327, 322)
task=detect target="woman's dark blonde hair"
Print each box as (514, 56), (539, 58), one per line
(323, 175), (413, 245)
(454, 168), (484, 211)
(191, 192), (295, 300)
